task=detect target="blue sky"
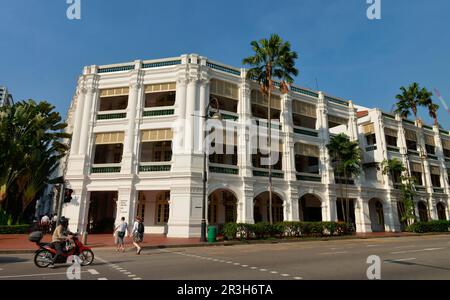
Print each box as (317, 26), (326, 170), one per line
(1, 0), (449, 128)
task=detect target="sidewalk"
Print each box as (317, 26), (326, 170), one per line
(1, 231), (447, 254)
(0, 233), (203, 254)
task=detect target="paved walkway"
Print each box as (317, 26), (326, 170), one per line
(0, 233), (202, 251)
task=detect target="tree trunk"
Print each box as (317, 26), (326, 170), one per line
(268, 90), (273, 225)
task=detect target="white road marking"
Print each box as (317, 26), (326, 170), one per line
(281, 274), (290, 277)
(293, 277), (303, 280)
(259, 269), (267, 272)
(0, 271), (90, 279)
(385, 258), (416, 263)
(366, 245), (380, 247)
(124, 272), (132, 275)
(250, 267), (257, 270)
(241, 265), (248, 267)
(270, 271), (278, 274)
(390, 247), (445, 254)
(88, 269), (99, 275)
(132, 277), (142, 280)
(128, 274), (136, 277)
(0, 268), (3, 271)
(98, 278), (108, 280)
(234, 263), (240, 266)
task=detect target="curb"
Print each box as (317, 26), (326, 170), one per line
(2, 232), (449, 255)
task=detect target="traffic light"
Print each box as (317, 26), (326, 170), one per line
(64, 189), (73, 203)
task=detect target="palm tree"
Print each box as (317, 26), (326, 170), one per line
(395, 83), (420, 119)
(243, 34), (298, 224)
(0, 100), (70, 222)
(327, 134), (361, 224)
(381, 158), (406, 185)
(417, 87), (439, 126)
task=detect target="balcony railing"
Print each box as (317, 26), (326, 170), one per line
(97, 110), (127, 120)
(253, 168), (284, 179)
(210, 109), (239, 121)
(142, 59), (181, 69)
(255, 119), (282, 130)
(415, 185), (426, 192)
(408, 150), (419, 157)
(335, 177), (355, 185)
(91, 164), (121, 173)
(365, 145), (377, 152)
(433, 187), (445, 194)
(325, 96), (349, 107)
(387, 146), (400, 153)
(98, 65), (134, 73)
(139, 162), (172, 172)
(143, 106), (175, 117)
(428, 154), (438, 160)
(296, 173), (322, 182)
(293, 126), (319, 137)
(382, 113), (396, 120)
(209, 163), (239, 175)
(290, 86), (318, 98)
(206, 61), (241, 76)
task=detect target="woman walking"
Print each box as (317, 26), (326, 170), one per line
(132, 217), (144, 254)
(114, 217), (129, 252)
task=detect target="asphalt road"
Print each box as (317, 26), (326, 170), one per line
(1, 235), (450, 280)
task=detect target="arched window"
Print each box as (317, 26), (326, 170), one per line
(437, 202), (447, 221)
(418, 202), (428, 222)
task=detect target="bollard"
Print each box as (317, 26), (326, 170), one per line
(82, 231), (88, 245)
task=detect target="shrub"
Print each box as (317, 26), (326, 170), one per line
(406, 221), (450, 233)
(223, 221), (352, 240)
(223, 223), (238, 240)
(0, 225), (30, 234)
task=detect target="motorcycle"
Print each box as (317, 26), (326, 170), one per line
(29, 231), (95, 268)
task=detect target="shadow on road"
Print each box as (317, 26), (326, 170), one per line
(384, 260), (450, 272)
(0, 256), (29, 264)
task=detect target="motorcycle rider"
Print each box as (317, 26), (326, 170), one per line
(49, 216), (73, 268)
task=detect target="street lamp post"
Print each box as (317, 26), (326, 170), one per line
(200, 97), (221, 243)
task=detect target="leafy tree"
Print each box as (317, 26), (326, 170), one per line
(243, 34), (298, 224)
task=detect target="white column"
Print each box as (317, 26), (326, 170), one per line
(196, 80), (208, 154)
(167, 186), (202, 238)
(287, 185), (299, 221)
(238, 182), (254, 223)
(78, 82), (97, 156)
(185, 79), (198, 153)
(70, 77), (87, 155)
(323, 192), (337, 221)
(355, 197), (372, 233)
(117, 187), (137, 227)
(317, 92), (333, 184)
(121, 66), (143, 174)
(384, 194), (401, 232)
(238, 74), (253, 178)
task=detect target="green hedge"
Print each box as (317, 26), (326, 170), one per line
(0, 225), (30, 234)
(406, 221), (450, 233)
(222, 221), (352, 241)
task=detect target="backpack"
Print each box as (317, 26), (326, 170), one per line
(138, 222), (144, 234)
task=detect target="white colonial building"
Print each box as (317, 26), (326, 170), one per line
(62, 54), (450, 237)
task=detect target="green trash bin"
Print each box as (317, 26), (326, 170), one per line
(207, 226), (217, 243)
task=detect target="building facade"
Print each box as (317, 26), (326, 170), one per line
(62, 54), (450, 237)
(0, 86), (13, 107)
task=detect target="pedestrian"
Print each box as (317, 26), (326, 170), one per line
(50, 214), (58, 233)
(114, 217), (129, 252)
(131, 217), (144, 254)
(41, 215), (50, 234)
